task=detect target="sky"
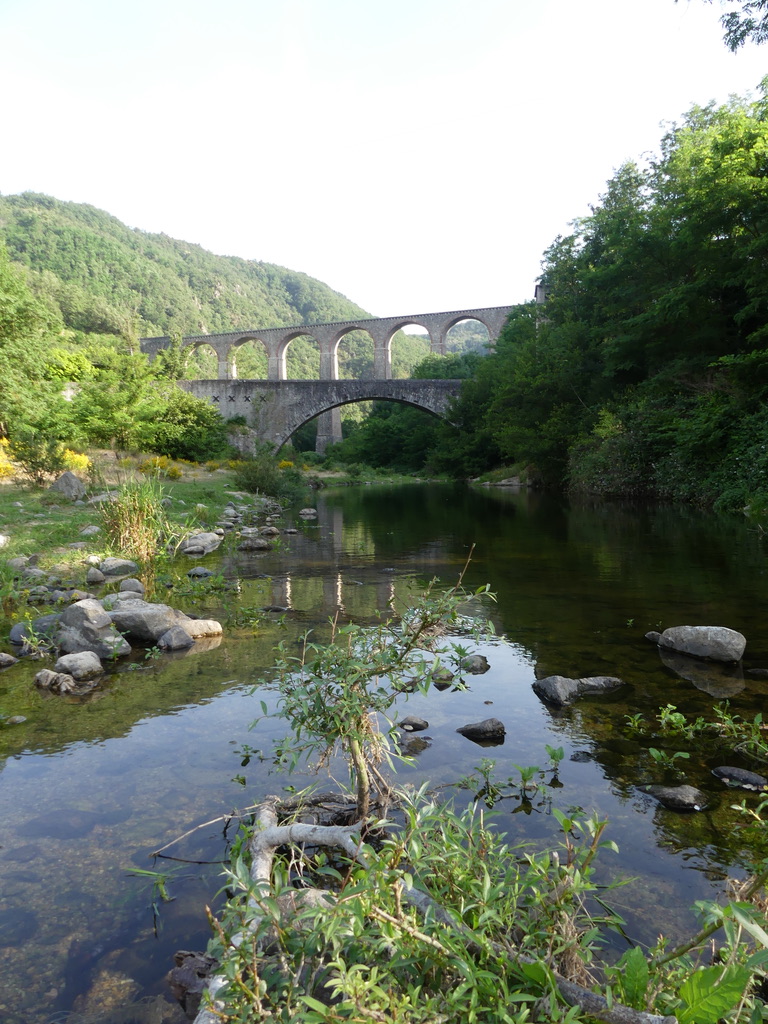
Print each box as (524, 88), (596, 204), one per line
(1, 0), (767, 319)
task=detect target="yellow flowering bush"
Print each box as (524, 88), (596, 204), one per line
(0, 438), (13, 480)
(62, 449), (91, 473)
(138, 455), (182, 480)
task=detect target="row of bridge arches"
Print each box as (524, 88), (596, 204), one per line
(184, 318), (491, 380)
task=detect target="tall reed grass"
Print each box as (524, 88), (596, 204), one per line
(98, 478), (174, 565)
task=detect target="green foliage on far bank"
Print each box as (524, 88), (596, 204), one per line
(387, 82), (768, 517)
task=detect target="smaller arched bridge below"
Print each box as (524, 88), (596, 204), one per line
(179, 379), (462, 450)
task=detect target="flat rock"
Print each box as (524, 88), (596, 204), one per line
(178, 532), (222, 556)
(658, 625), (746, 663)
(712, 766), (768, 791)
(0, 652), (18, 668)
(532, 675), (625, 707)
(238, 537), (272, 551)
(639, 784), (709, 811)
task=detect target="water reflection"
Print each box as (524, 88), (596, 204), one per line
(1, 483), (767, 1022)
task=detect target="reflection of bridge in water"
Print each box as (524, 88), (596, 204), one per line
(225, 497), (456, 621)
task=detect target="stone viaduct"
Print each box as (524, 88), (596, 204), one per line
(140, 305), (513, 450)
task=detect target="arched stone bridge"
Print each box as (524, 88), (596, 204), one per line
(140, 305), (513, 380)
(143, 305), (512, 450)
(179, 378), (462, 451)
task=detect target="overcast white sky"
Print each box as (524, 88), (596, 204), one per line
(1, 0), (767, 318)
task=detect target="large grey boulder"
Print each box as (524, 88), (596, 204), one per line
(105, 595), (222, 643)
(106, 596), (190, 642)
(658, 625), (746, 663)
(56, 599), (132, 659)
(178, 532), (222, 556)
(533, 674), (625, 707)
(48, 471), (86, 501)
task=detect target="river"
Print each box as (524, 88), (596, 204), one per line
(1, 482), (767, 1023)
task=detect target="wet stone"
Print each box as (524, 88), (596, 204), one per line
(712, 766), (768, 791)
(0, 906), (39, 945)
(639, 784), (710, 812)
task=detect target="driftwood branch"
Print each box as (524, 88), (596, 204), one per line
(191, 799), (674, 1024)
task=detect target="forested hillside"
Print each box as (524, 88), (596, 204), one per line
(0, 192), (431, 380)
(0, 192), (433, 463)
(0, 192), (372, 338)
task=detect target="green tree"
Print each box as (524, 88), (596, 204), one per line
(0, 243), (69, 440)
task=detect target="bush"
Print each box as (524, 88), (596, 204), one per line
(232, 454), (308, 504)
(147, 385), (232, 462)
(62, 449), (91, 473)
(7, 429), (66, 485)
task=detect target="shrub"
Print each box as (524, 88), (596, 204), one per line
(62, 449), (91, 473)
(7, 430), (66, 485)
(233, 454), (308, 504)
(0, 438), (13, 480)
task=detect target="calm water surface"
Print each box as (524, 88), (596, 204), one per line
(1, 483), (767, 1023)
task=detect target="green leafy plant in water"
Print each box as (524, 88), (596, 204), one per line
(657, 704), (707, 740)
(251, 571), (496, 820)
(648, 746), (691, 772)
(625, 712), (647, 735)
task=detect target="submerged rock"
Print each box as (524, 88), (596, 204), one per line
(639, 784), (709, 811)
(460, 654), (490, 675)
(533, 675), (625, 707)
(712, 766), (768, 791)
(657, 647), (745, 698)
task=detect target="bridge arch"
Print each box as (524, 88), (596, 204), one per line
(178, 378), (462, 452)
(229, 335), (269, 379)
